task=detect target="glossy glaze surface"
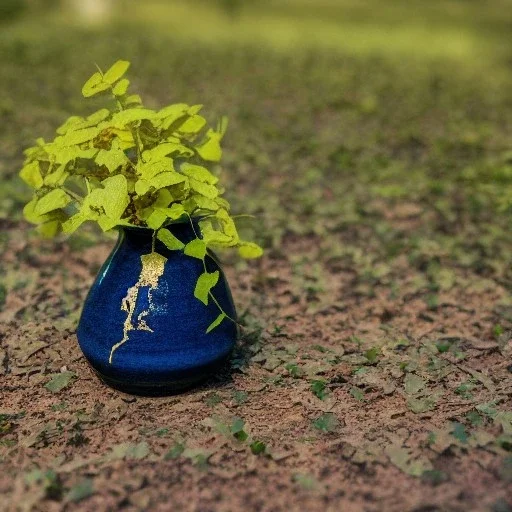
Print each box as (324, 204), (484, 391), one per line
(77, 224), (237, 394)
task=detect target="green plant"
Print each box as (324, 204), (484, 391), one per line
(19, 60), (262, 355)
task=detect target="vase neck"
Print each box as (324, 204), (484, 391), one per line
(119, 221), (200, 253)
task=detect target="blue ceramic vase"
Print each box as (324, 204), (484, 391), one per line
(77, 222), (237, 394)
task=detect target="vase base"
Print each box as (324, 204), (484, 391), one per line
(90, 357), (230, 396)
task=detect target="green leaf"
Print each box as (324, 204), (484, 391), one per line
(143, 142), (193, 161)
(65, 175), (129, 233)
(496, 411), (512, 435)
(134, 180), (151, 196)
(62, 212), (87, 234)
(200, 219), (235, 246)
(136, 174), (187, 196)
(187, 195), (220, 212)
(111, 108), (157, 126)
(150, 172), (188, 190)
(196, 130), (222, 162)
(125, 441), (150, 459)
(206, 313), (226, 333)
(59, 126), (101, 146)
(103, 60), (130, 85)
(146, 209), (168, 230)
(157, 228), (185, 250)
(230, 417), (248, 441)
(180, 163), (218, 185)
(163, 204), (186, 220)
(56, 115), (85, 135)
(82, 71), (110, 97)
(364, 347), (380, 363)
(153, 189), (173, 208)
(104, 442), (151, 461)
(189, 178), (218, 199)
(137, 158), (175, 181)
(39, 220), (61, 238)
(184, 239), (207, 260)
(293, 473), (319, 490)
(113, 78), (130, 96)
(230, 417), (245, 434)
(238, 242), (263, 259)
(385, 445), (433, 477)
(313, 412), (339, 433)
(24, 469), (59, 489)
(188, 104), (203, 115)
(466, 411), (483, 426)
(35, 189), (71, 215)
(350, 387), (365, 401)
(217, 115), (229, 136)
(407, 396), (437, 414)
(159, 103), (189, 118)
(23, 198), (49, 224)
(451, 422), (469, 444)
(125, 94), (142, 107)
(19, 161), (43, 189)
(99, 175), (129, 222)
(234, 430), (248, 442)
(250, 441), (267, 455)
(85, 108), (111, 126)
(95, 141), (128, 173)
(179, 114), (206, 134)
(57, 108), (108, 134)
(65, 479), (94, 503)
(47, 145), (98, 165)
(182, 448), (211, 469)
(285, 362), (303, 378)
(311, 379), (328, 400)
(194, 271), (220, 305)
(216, 208), (239, 239)
(164, 442), (185, 460)
(43, 164), (69, 187)
(147, 204), (186, 229)
(45, 371), (76, 393)
(159, 104), (189, 129)
(404, 373), (426, 395)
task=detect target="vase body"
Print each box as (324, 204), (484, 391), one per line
(77, 224), (237, 394)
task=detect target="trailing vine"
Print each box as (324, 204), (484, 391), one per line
(20, 60), (262, 359)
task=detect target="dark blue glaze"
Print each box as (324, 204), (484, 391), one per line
(77, 222), (237, 394)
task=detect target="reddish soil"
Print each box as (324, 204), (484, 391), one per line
(1, 224), (511, 512)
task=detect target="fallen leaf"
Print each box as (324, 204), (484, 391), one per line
(404, 373), (426, 395)
(385, 444), (433, 476)
(65, 478), (94, 503)
(44, 372), (76, 393)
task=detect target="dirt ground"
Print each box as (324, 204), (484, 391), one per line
(1, 2), (512, 511)
(1, 216), (511, 511)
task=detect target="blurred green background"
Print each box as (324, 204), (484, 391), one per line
(1, 0), (511, 261)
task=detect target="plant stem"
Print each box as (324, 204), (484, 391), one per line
(185, 213), (236, 324)
(63, 187), (83, 203)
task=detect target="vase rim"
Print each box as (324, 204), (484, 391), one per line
(118, 215), (205, 233)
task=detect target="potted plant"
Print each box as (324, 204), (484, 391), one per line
(19, 60), (262, 394)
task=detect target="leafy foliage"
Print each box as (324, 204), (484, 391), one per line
(20, 60), (262, 333)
